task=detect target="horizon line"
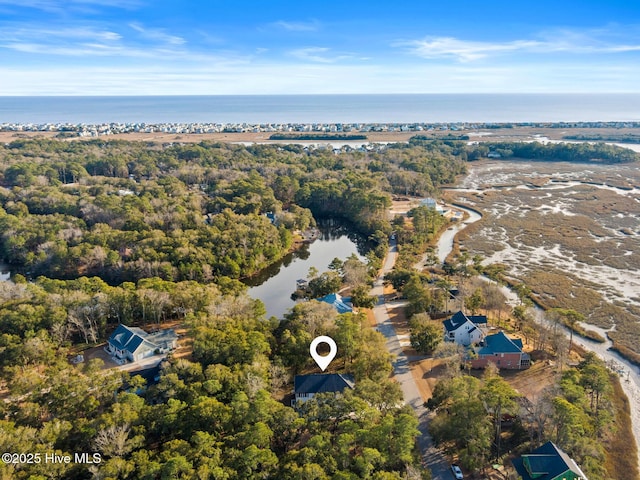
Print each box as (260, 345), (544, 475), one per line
(2, 92), (640, 98)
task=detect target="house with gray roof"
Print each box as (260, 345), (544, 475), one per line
(106, 324), (178, 363)
(293, 373), (355, 405)
(512, 441), (587, 480)
(470, 331), (531, 370)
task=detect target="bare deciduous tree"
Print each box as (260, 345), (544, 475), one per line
(93, 424), (132, 458)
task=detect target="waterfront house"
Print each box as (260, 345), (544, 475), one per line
(420, 197), (446, 214)
(317, 292), (353, 314)
(420, 198), (438, 209)
(470, 331), (531, 370)
(512, 441), (587, 480)
(443, 311), (487, 346)
(293, 373), (355, 405)
(106, 324), (178, 363)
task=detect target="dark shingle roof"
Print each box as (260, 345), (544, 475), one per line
(108, 324), (176, 355)
(443, 311), (486, 332)
(512, 441), (587, 480)
(469, 315), (487, 325)
(109, 324), (143, 352)
(443, 311), (469, 332)
(294, 373), (355, 395)
(477, 331), (524, 355)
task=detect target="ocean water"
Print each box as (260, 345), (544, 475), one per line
(1, 94), (640, 124)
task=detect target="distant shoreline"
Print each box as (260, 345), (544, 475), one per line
(2, 125), (640, 145)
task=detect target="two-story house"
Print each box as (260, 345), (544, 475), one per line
(470, 331), (531, 370)
(106, 324), (178, 363)
(443, 310), (487, 346)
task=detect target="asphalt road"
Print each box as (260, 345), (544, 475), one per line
(372, 237), (452, 480)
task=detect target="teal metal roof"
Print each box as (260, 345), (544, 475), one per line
(512, 441), (587, 480)
(317, 293), (353, 314)
(478, 331), (524, 355)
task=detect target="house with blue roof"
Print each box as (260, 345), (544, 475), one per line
(317, 293), (353, 314)
(512, 441), (587, 479)
(106, 324), (178, 363)
(443, 310), (487, 346)
(470, 331), (531, 370)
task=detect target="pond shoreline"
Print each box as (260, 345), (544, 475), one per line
(244, 218), (369, 319)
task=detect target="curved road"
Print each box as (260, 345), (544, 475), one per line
(372, 237), (451, 479)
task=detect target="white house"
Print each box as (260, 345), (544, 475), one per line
(106, 324), (178, 363)
(442, 311), (487, 347)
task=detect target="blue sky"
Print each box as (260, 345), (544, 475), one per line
(1, 0), (640, 95)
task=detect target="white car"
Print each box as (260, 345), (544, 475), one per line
(451, 464), (463, 479)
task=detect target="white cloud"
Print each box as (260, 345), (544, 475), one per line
(0, 22), (209, 60)
(399, 31), (640, 62)
(400, 37), (543, 61)
(3, 59), (640, 96)
(0, 25), (121, 42)
(129, 23), (185, 46)
(0, 0), (140, 11)
(289, 47), (333, 63)
(288, 47), (353, 63)
(272, 20), (319, 32)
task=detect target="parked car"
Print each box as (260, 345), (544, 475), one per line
(451, 464), (463, 479)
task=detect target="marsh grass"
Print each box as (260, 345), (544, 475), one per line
(451, 162), (640, 362)
(604, 374), (640, 480)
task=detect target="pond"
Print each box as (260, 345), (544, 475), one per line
(244, 219), (368, 319)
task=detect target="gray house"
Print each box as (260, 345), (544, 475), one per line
(106, 324), (178, 363)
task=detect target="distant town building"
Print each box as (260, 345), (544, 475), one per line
(293, 373), (355, 405)
(106, 324), (178, 363)
(512, 441), (587, 480)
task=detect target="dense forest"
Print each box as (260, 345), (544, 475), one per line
(0, 138), (469, 479)
(0, 138), (469, 284)
(472, 140), (639, 163)
(0, 276), (425, 478)
(0, 137), (637, 479)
